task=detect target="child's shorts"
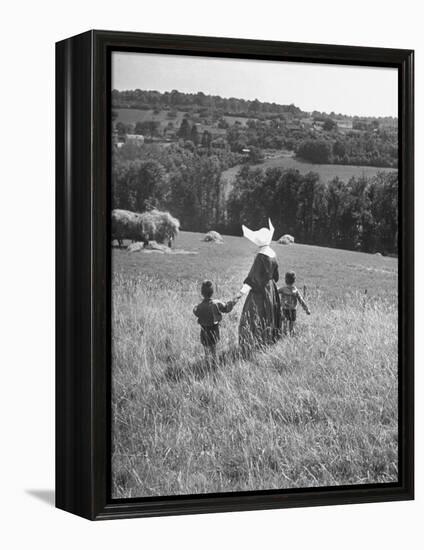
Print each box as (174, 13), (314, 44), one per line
(283, 309), (296, 322)
(200, 324), (220, 347)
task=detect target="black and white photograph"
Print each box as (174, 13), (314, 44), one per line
(1, 0), (421, 542)
(110, 51), (400, 499)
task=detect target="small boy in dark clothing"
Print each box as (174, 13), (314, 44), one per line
(278, 271), (310, 335)
(193, 280), (239, 363)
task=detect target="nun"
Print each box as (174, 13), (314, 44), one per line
(237, 219), (282, 350)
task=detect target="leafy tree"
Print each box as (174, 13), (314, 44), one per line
(169, 89), (182, 106)
(116, 121), (129, 136)
(190, 124), (199, 145)
(248, 146), (264, 164)
(183, 140), (195, 152)
(112, 159), (166, 212)
(323, 118), (337, 131)
(170, 155), (225, 230)
(326, 177), (348, 247)
(217, 117), (229, 129)
(296, 172), (321, 242)
(333, 140), (346, 158)
(366, 172), (398, 253)
(296, 139), (332, 163)
(227, 166), (268, 232)
(177, 118), (191, 140)
(226, 126), (248, 152)
(211, 137), (227, 150)
(201, 130), (212, 148)
(134, 120), (160, 137)
(248, 99), (261, 114)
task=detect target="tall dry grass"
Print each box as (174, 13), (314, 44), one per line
(111, 271), (398, 498)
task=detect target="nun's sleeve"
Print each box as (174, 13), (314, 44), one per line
(240, 254), (264, 294)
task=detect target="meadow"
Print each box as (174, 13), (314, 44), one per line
(222, 152), (397, 187)
(115, 107), (187, 130)
(114, 107), (228, 138)
(115, 107), (255, 130)
(111, 232), (398, 498)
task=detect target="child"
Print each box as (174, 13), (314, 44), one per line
(193, 280), (240, 364)
(278, 271), (310, 335)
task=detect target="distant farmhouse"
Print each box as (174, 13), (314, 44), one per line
(300, 117), (314, 128)
(126, 134), (145, 144)
(336, 120), (353, 131)
(115, 133), (145, 148)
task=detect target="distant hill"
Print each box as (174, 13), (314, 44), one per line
(112, 88), (398, 124)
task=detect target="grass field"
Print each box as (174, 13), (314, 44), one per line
(114, 108), (255, 129)
(223, 114), (257, 126)
(114, 107), (227, 138)
(111, 232), (398, 498)
(222, 153), (397, 187)
(114, 107), (187, 129)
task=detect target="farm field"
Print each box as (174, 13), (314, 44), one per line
(222, 114), (257, 126)
(114, 107), (187, 129)
(112, 232), (398, 498)
(114, 107), (227, 137)
(222, 153), (397, 187)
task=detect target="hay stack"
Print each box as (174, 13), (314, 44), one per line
(111, 208), (180, 248)
(144, 241), (171, 252)
(127, 242), (143, 253)
(278, 234), (295, 245)
(127, 241), (171, 254)
(149, 209), (180, 246)
(203, 230), (223, 243)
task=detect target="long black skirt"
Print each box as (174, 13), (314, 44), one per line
(239, 280), (282, 350)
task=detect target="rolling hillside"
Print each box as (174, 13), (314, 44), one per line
(112, 232), (398, 497)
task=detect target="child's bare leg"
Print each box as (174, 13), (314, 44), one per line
(283, 319), (288, 335)
(289, 320), (295, 336)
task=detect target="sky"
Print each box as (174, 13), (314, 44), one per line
(112, 52), (398, 118)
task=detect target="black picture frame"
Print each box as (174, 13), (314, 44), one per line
(56, 29), (414, 520)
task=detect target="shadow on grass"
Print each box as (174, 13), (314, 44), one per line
(163, 338), (292, 383)
(165, 345), (243, 382)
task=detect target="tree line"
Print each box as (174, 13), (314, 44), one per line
(112, 141), (398, 255)
(227, 166), (398, 254)
(296, 136), (397, 168)
(112, 89), (397, 125)
(112, 89), (303, 117)
(112, 142), (240, 232)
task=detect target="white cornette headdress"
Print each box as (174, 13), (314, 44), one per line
(242, 219), (275, 247)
